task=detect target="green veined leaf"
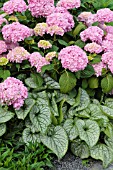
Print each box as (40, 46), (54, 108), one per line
(44, 74), (60, 89)
(0, 107), (14, 123)
(15, 98), (35, 120)
(90, 144), (113, 168)
(76, 119), (100, 147)
(41, 126), (68, 159)
(105, 98), (113, 109)
(101, 106), (113, 119)
(0, 123), (6, 136)
(101, 74), (113, 93)
(71, 139), (90, 159)
(63, 119), (78, 140)
(25, 78), (38, 88)
(80, 64), (95, 78)
(23, 127), (41, 144)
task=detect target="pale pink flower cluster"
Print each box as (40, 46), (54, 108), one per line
(47, 25), (64, 36)
(0, 15), (7, 26)
(84, 42), (102, 54)
(0, 40), (7, 54)
(45, 51), (57, 61)
(78, 12), (97, 26)
(2, 0), (28, 14)
(29, 52), (50, 72)
(57, 0), (80, 9)
(80, 26), (104, 44)
(6, 42), (19, 50)
(46, 10), (74, 32)
(2, 22), (33, 43)
(92, 62), (106, 77)
(96, 8), (113, 23)
(34, 23), (48, 36)
(58, 45), (88, 72)
(102, 52), (113, 73)
(28, 0), (55, 18)
(38, 40), (52, 49)
(102, 33), (113, 52)
(105, 26), (113, 34)
(7, 47), (29, 63)
(0, 77), (28, 110)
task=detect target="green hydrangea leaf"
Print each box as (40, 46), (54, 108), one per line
(90, 144), (113, 168)
(63, 119), (78, 140)
(0, 123), (6, 136)
(88, 77), (99, 89)
(59, 71), (77, 93)
(71, 139), (90, 159)
(0, 107), (14, 123)
(76, 119), (100, 147)
(41, 126), (68, 159)
(15, 98), (35, 120)
(101, 74), (113, 93)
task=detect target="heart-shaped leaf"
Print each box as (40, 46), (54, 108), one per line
(41, 126), (68, 159)
(76, 119), (100, 147)
(0, 107), (14, 123)
(0, 123), (6, 136)
(101, 106), (113, 119)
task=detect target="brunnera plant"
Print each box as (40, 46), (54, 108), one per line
(1, 0), (113, 168)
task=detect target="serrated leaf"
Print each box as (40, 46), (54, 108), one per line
(15, 98), (35, 120)
(41, 126), (68, 159)
(41, 64), (54, 73)
(23, 128), (41, 144)
(90, 144), (113, 168)
(0, 123), (6, 136)
(76, 119), (100, 147)
(0, 70), (10, 80)
(30, 91), (51, 133)
(0, 107), (14, 123)
(43, 74), (60, 89)
(71, 140), (90, 159)
(80, 65), (95, 78)
(59, 71), (77, 93)
(63, 119), (78, 140)
(101, 106), (113, 119)
(101, 74), (113, 93)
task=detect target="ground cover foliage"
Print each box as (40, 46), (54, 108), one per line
(1, 0), (113, 169)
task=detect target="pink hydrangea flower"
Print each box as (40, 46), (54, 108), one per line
(46, 11), (74, 32)
(45, 51), (57, 61)
(104, 33), (113, 42)
(92, 62), (106, 77)
(57, 0), (80, 9)
(47, 25), (64, 36)
(38, 40), (52, 49)
(105, 26), (113, 34)
(2, 22), (33, 43)
(6, 42), (19, 50)
(84, 42), (102, 54)
(80, 26), (104, 44)
(78, 12), (97, 26)
(2, 0), (28, 14)
(7, 47), (29, 63)
(102, 52), (113, 64)
(28, 0), (55, 18)
(96, 8), (113, 23)
(34, 23), (48, 36)
(0, 15), (7, 26)
(58, 45), (88, 72)
(0, 77), (28, 110)
(29, 52), (50, 72)
(0, 40), (7, 54)
(102, 40), (113, 52)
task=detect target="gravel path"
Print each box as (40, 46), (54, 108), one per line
(47, 152), (113, 170)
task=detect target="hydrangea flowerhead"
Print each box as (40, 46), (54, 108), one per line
(38, 40), (52, 49)
(0, 77), (28, 110)
(0, 15), (7, 26)
(97, 8), (113, 23)
(6, 41), (19, 50)
(105, 26), (113, 35)
(46, 11), (74, 32)
(45, 51), (57, 61)
(47, 25), (64, 36)
(58, 45), (88, 72)
(2, 22), (33, 43)
(2, 0), (28, 14)
(78, 12), (97, 26)
(0, 40), (7, 54)
(102, 52), (113, 73)
(84, 42), (102, 54)
(80, 26), (104, 44)
(92, 62), (106, 77)
(28, 0), (55, 18)
(29, 52), (50, 72)
(102, 40), (113, 52)
(57, 0), (80, 9)
(34, 23), (48, 36)
(7, 47), (30, 63)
